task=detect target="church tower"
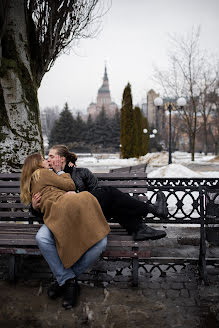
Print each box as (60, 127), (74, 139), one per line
(87, 66), (118, 118)
(96, 66), (111, 107)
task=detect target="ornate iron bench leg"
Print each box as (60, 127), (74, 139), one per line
(199, 187), (209, 285)
(9, 255), (15, 282)
(132, 257), (139, 286)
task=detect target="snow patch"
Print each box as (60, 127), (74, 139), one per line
(147, 164), (201, 178)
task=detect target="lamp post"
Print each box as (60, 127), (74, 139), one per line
(154, 97), (186, 164)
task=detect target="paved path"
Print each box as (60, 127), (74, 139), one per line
(0, 268), (200, 328)
(1, 263), (218, 328)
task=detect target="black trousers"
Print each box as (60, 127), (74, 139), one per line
(90, 186), (149, 233)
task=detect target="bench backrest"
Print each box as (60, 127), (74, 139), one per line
(0, 173), (218, 225)
(109, 163), (147, 173)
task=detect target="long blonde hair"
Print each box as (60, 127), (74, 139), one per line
(20, 153), (43, 205)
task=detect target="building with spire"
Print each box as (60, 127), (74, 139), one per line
(87, 66), (118, 118)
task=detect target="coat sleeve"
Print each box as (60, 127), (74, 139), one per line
(83, 168), (98, 191)
(41, 169), (76, 192)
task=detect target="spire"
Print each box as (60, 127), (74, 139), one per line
(98, 64), (110, 95)
(104, 65), (108, 81)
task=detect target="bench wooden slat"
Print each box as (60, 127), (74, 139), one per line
(109, 163), (147, 173)
(95, 173), (147, 180)
(0, 188), (20, 193)
(103, 250), (150, 258)
(0, 212), (31, 218)
(116, 188), (148, 193)
(98, 180), (147, 187)
(0, 173), (21, 179)
(0, 238), (37, 246)
(0, 203), (28, 209)
(0, 181), (20, 187)
(0, 248), (41, 255)
(0, 196), (21, 201)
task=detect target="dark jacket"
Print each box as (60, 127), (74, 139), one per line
(69, 167), (98, 192)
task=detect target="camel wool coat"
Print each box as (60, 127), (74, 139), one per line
(31, 169), (110, 268)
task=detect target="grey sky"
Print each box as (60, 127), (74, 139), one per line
(38, 0), (219, 114)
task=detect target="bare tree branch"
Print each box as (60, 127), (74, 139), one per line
(25, 0), (111, 86)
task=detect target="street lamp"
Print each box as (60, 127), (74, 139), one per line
(154, 96), (186, 164)
(143, 128), (157, 138)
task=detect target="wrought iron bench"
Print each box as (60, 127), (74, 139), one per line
(0, 172), (218, 286)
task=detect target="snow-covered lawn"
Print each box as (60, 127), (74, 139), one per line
(147, 163), (218, 178)
(77, 151), (219, 178)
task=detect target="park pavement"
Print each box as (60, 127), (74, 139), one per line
(0, 261), (218, 328)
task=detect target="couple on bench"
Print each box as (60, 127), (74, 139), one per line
(20, 144), (167, 309)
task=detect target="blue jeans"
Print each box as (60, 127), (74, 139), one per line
(36, 224), (107, 286)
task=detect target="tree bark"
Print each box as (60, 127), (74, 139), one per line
(0, 0), (43, 172)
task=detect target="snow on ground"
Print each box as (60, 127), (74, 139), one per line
(147, 163), (219, 178)
(77, 151), (219, 177)
(147, 164), (201, 178)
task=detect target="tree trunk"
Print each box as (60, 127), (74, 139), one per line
(191, 132), (196, 161)
(203, 115), (208, 155)
(0, 0), (43, 172)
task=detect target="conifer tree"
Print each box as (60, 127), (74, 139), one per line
(92, 107), (112, 148)
(84, 114), (94, 143)
(75, 112), (86, 142)
(110, 109), (120, 150)
(49, 102), (76, 146)
(120, 83), (135, 158)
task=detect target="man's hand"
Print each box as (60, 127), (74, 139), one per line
(32, 192), (41, 210)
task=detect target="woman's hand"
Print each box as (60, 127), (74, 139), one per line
(53, 155), (64, 173)
(32, 192), (41, 210)
(66, 191), (76, 194)
(68, 162), (76, 167)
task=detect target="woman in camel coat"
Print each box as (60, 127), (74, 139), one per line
(21, 153), (110, 269)
(20, 153), (110, 309)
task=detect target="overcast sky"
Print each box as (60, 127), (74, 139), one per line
(38, 0), (219, 114)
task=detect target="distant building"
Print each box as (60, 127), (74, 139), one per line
(87, 66), (118, 118)
(147, 89), (166, 134)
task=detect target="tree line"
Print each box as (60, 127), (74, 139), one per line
(42, 82), (151, 158)
(47, 103), (120, 153)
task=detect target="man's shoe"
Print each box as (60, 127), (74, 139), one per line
(153, 191), (168, 219)
(134, 225), (166, 241)
(47, 281), (64, 299)
(62, 278), (80, 310)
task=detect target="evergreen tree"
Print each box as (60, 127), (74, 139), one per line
(75, 112), (86, 142)
(133, 106), (143, 157)
(120, 83), (135, 158)
(84, 114), (94, 143)
(110, 109), (120, 150)
(49, 103), (76, 146)
(91, 107), (112, 148)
